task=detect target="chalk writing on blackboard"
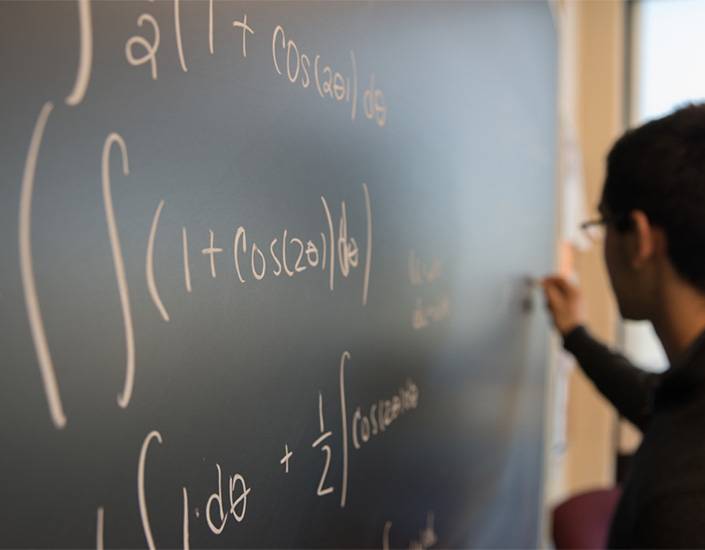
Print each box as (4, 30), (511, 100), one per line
(272, 24), (386, 127)
(409, 250), (450, 330)
(174, 0), (187, 72)
(313, 391), (335, 497)
(65, 0), (92, 106)
(13, 4), (414, 546)
(22, 3), (385, 429)
(383, 512), (438, 550)
(101, 132), (139, 407)
(142, 185), (373, 320)
(138, 430), (163, 550)
(146, 200), (170, 322)
(182, 227), (192, 293)
(105, 351), (421, 546)
(19, 102), (67, 429)
(205, 463), (251, 535)
(280, 444), (293, 474)
(126, 13), (160, 80)
(351, 379), (419, 449)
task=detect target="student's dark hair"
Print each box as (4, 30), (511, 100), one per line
(603, 103), (705, 292)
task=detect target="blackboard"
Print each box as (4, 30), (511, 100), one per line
(0, 1), (556, 547)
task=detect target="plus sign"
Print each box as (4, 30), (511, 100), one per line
(280, 444), (293, 473)
(232, 14), (254, 58)
(201, 229), (223, 278)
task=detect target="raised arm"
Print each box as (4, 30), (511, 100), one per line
(542, 275), (659, 431)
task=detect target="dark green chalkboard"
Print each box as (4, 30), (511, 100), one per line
(0, 1), (556, 547)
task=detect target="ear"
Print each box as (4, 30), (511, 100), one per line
(629, 210), (658, 268)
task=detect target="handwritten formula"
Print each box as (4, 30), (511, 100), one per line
(108, 352), (420, 548)
(11, 1), (436, 548)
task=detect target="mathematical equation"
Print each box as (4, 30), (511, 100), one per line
(123, 2), (387, 127)
(12, 2), (430, 547)
(97, 351), (421, 548)
(19, 1), (386, 430)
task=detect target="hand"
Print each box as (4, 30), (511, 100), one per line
(541, 275), (586, 336)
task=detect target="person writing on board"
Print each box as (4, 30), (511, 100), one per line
(542, 104), (705, 548)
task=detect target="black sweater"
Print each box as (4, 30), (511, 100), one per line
(564, 326), (705, 548)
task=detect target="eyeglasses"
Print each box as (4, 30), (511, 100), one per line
(580, 218), (607, 243)
(579, 213), (628, 243)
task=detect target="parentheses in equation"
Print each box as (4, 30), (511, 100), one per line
(339, 350), (351, 508)
(320, 232), (327, 272)
(174, 0), (188, 73)
(362, 183), (372, 306)
(101, 133), (139, 410)
(208, 0), (214, 54)
(272, 25), (284, 75)
(19, 102), (68, 429)
(233, 226), (247, 283)
(146, 200), (170, 322)
(138, 430), (163, 550)
(320, 196), (335, 291)
(65, 0), (93, 106)
(182, 227), (192, 293)
(182, 486), (190, 550)
(314, 54), (324, 98)
(382, 521), (392, 550)
(349, 50), (358, 121)
(281, 229), (294, 277)
(96, 506), (105, 550)
(351, 407), (361, 450)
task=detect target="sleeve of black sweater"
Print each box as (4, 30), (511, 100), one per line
(563, 325), (660, 432)
(634, 491), (705, 548)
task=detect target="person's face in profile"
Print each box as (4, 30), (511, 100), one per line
(601, 202), (655, 321)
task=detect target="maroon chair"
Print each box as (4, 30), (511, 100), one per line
(552, 487), (622, 549)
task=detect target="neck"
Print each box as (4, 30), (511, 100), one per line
(652, 281), (705, 365)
